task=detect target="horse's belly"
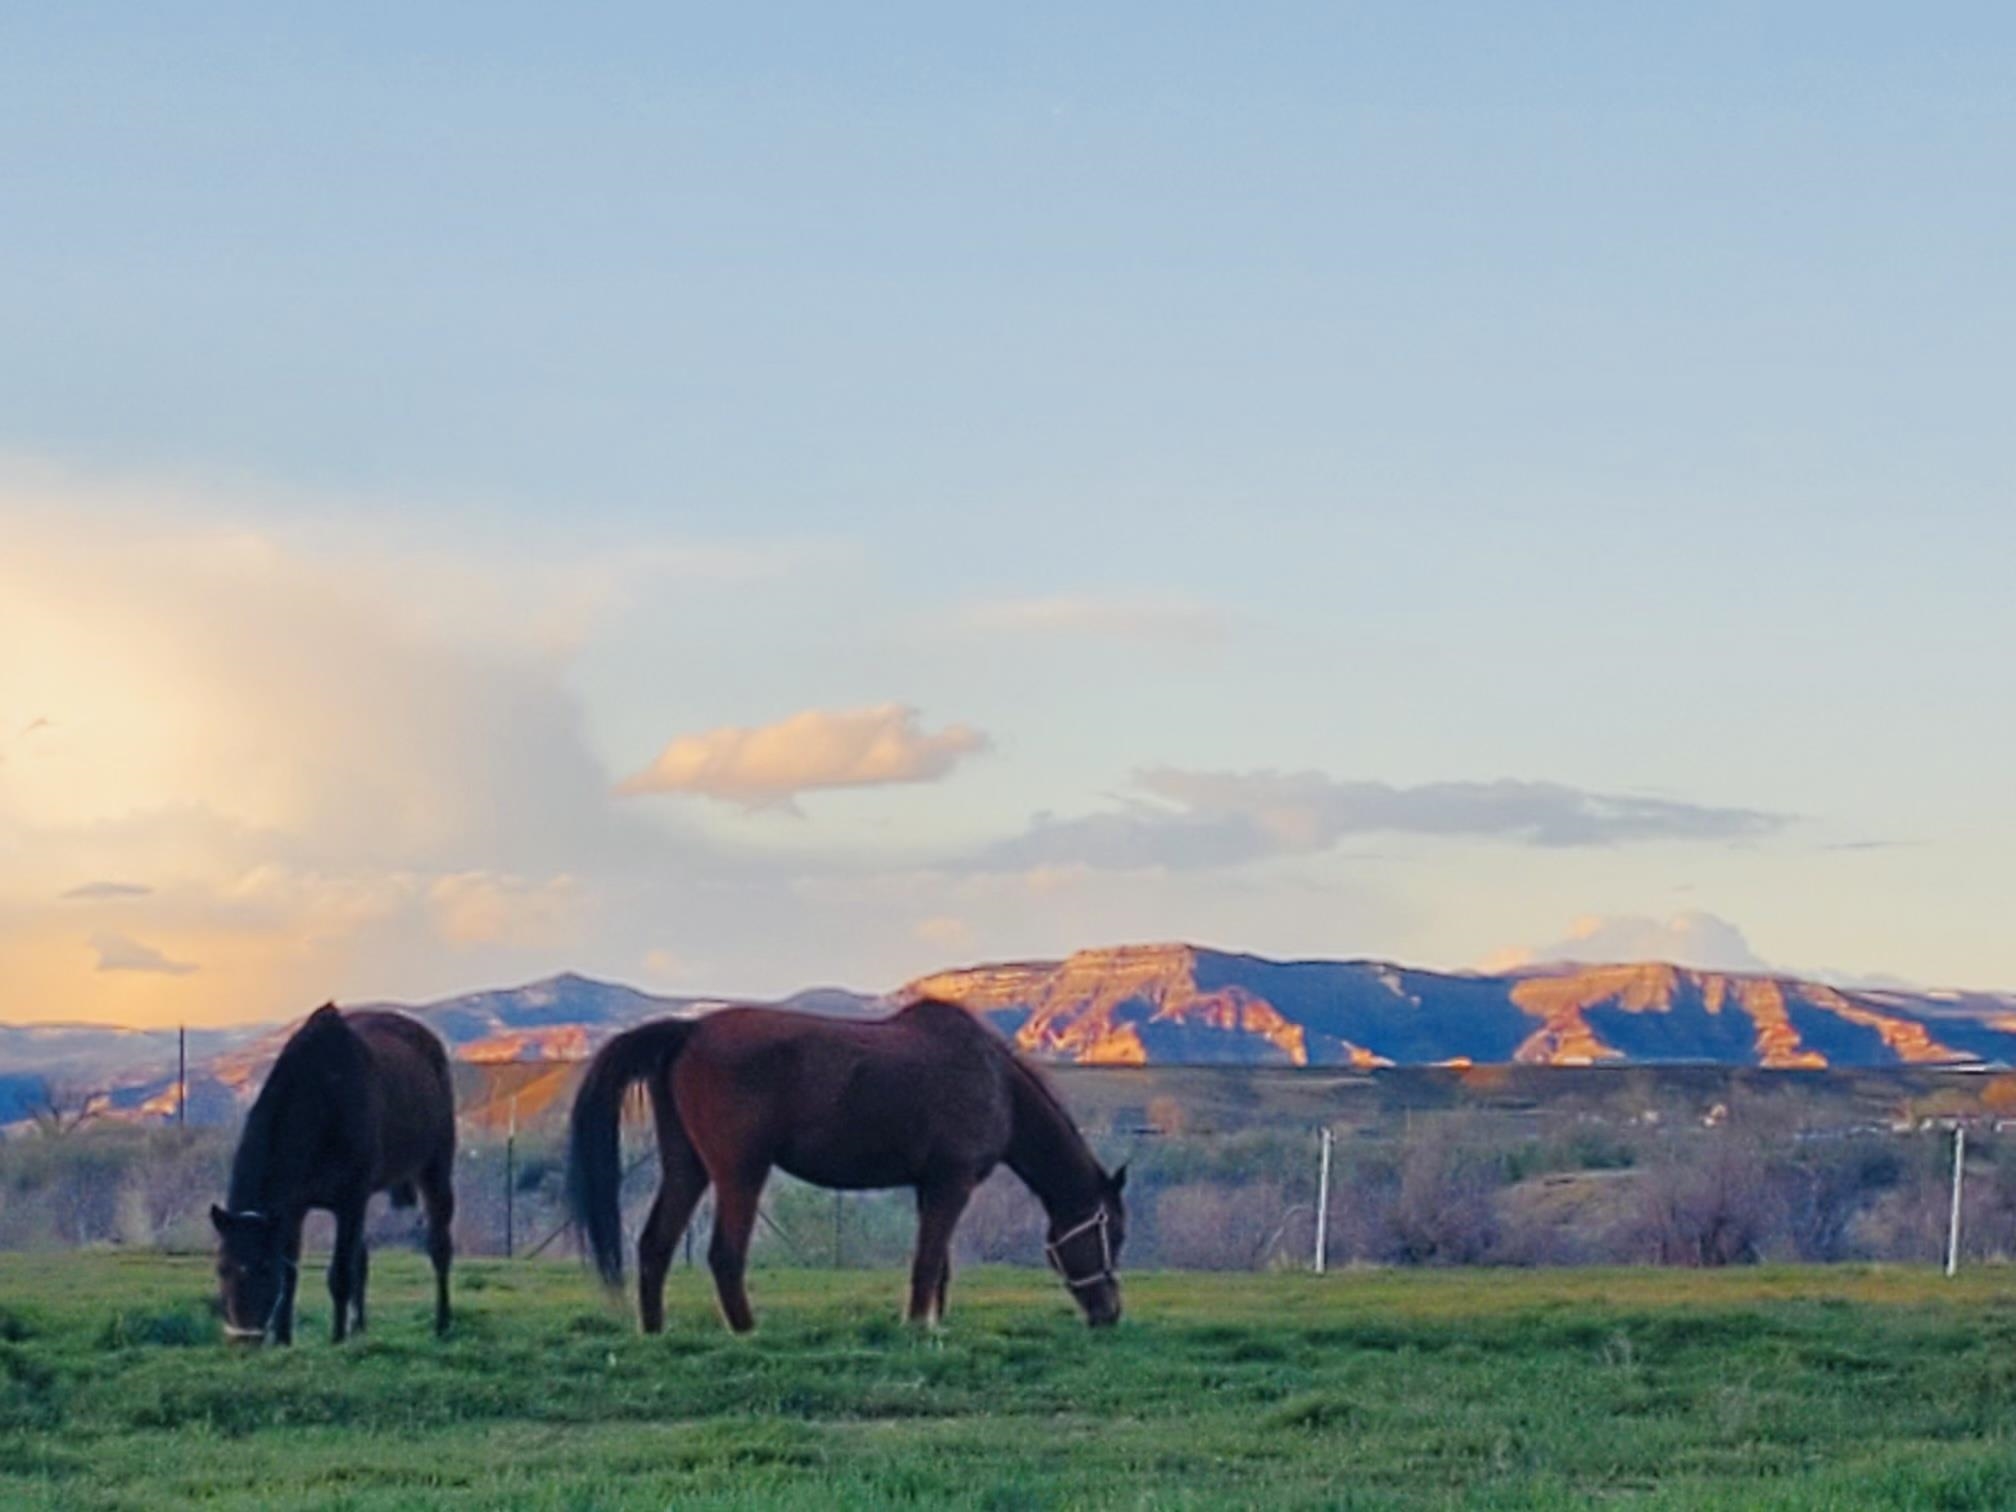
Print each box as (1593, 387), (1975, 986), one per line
(774, 1136), (919, 1191)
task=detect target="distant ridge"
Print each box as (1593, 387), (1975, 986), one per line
(906, 943), (2016, 1072)
(9, 944), (2016, 1126)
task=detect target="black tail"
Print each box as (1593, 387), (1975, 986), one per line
(566, 1018), (695, 1287)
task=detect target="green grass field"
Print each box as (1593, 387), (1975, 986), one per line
(6, 1253), (2016, 1508)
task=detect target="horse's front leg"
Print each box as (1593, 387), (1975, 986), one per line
(275, 1215), (305, 1346)
(908, 1176), (975, 1328)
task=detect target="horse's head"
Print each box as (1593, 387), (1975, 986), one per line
(210, 1205), (289, 1344)
(1045, 1164), (1127, 1327)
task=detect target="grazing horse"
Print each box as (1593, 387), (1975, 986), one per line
(568, 998), (1127, 1333)
(210, 1004), (457, 1345)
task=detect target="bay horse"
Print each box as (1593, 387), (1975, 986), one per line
(567, 998), (1127, 1333)
(210, 1004), (457, 1345)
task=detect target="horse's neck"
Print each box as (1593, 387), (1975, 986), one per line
(1003, 1063), (1104, 1219)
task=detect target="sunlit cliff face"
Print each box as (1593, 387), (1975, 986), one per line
(911, 948), (1992, 1071)
(914, 945), (1314, 1067)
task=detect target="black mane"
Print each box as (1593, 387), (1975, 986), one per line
(226, 1005), (363, 1213)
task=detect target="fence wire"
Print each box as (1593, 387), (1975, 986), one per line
(3, 1058), (2011, 1271)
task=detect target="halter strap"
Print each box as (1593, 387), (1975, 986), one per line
(222, 1254), (299, 1341)
(1044, 1206), (1115, 1291)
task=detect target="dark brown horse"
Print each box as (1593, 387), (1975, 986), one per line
(211, 1004), (457, 1345)
(568, 998), (1127, 1333)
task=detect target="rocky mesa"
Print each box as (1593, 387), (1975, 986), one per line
(906, 943), (2016, 1071)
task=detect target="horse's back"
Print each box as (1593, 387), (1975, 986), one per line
(345, 1010), (456, 1182)
(686, 999), (1002, 1082)
(347, 1010), (450, 1082)
(677, 999), (1016, 1185)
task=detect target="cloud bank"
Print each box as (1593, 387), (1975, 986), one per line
(977, 769), (1787, 871)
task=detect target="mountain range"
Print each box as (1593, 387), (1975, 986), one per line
(7, 943), (2016, 1127)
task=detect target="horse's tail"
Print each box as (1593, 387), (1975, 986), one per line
(566, 1018), (696, 1288)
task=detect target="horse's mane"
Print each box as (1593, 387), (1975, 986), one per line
(898, 996), (1095, 1162)
(989, 1031), (1109, 1186)
(1003, 1044), (1072, 1126)
(227, 1005), (358, 1212)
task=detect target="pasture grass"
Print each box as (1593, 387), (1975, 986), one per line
(4, 1253), (2016, 1507)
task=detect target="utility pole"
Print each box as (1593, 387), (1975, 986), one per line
(1946, 1125), (1966, 1278)
(1314, 1126), (1334, 1275)
(504, 1096), (518, 1259)
(176, 1026), (187, 1129)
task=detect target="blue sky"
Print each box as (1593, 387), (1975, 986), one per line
(3, 6), (2013, 1023)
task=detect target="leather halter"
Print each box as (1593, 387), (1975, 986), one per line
(220, 1212), (299, 1341)
(1044, 1206), (1116, 1291)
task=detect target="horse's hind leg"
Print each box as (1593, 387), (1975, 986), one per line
(638, 1126), (709, 1334)
(419, 1158), (456, 1337)
(707, 1172), (766, 1334)
(329, 1199), (365, 1344)
(353, 1243), (369, 1334)
(908, 1176), (975, 1328)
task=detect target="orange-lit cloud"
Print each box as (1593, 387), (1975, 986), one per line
(0, 476), (665, 1025)
(426, 872), (589, 948)
(617, 703), (987, 810)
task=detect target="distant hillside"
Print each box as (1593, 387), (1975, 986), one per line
(906, 944), (2016, 1071)
(8, 974), (880, 1127)
(12, 943), (2016, 1129)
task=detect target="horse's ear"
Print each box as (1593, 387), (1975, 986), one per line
(210, 1204), (230, 1232)
(1110, 1163), (1128, 1195)
(310, 1002), (340, 1019)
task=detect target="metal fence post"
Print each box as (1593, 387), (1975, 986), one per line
(1946, 1125), (1966, 1278)
(1314, 1126), (1334, 1274)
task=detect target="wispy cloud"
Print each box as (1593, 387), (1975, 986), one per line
(1479, 912), (1772, 975)
(61, 881), (154, 901)
(91, 933), (198, 975)
(617, 704), (989, 810)
(960, 595), (1230, 645)
(976, 769), (1788, 871)
(912, 915), (975, 951)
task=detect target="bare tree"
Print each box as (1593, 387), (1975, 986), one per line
(1387, 1119), (1501, 1266)
(1638, 1132), (1777, 1266)
(1155, 1182), (1297, 1270)
(29, 1080), (106, 1140)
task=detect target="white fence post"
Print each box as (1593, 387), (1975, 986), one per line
(1314, 1126), (1334, 1274)
(1946, 1125), (1966, 1278)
